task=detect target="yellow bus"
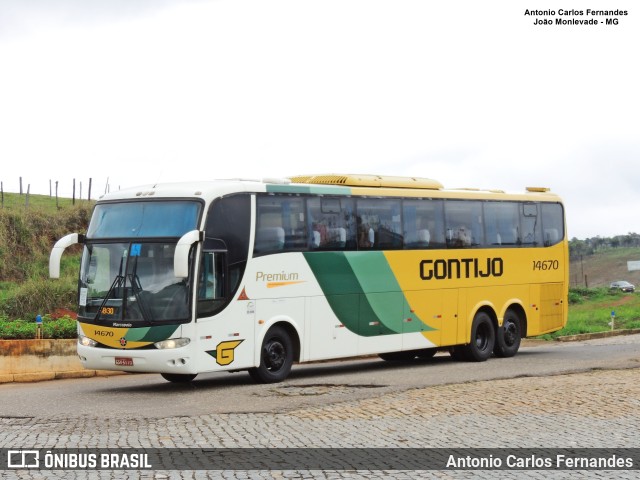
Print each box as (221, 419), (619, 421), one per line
(50, 174), (567, 383)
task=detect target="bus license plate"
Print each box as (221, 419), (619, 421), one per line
(115, 357), (134, 366)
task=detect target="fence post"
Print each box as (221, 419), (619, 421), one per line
(88, 178), (92, 201)
(73, 178), (76, 205)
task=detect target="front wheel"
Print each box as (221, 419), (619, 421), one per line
(248, 326), (294, 383)
(494, 309), (522, 358)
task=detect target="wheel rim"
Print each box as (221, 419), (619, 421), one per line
(263, 339), (286, 372)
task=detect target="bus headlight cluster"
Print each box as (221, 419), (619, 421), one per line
(78, 335), (97, 347)
(154, 338), (190, 350)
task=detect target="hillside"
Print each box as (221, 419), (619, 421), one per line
(570, 248), (640, 288)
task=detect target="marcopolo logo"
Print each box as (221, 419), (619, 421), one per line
(420, 257), (504, 281)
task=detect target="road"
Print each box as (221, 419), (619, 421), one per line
(1, 334), (640, 478)
(1, 334), (639, 418)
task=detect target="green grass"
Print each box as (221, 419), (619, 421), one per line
(538, 287), (640, 339)
(1, 190), (88, 212)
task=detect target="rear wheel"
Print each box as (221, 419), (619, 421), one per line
(161, 373), (197, 383)
(494, 309), (522, 358)
(460, 311), (495, 362)
(248, 326), (294, 383)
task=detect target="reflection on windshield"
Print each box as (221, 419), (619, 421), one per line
(79, 242), (189, 323)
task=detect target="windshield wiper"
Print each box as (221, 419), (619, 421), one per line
(94, 274), (124, 322)
(127, 255), (154, 322)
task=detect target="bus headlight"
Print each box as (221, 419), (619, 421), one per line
(154, 338), (190, 349)
(78, 335), (98, 347)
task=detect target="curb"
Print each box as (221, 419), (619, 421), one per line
(0, 370), (127, 384)
(556, 328), (640, 342)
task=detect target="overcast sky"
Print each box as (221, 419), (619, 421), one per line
(1, 0), (638, 239)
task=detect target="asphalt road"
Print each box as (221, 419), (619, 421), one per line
(2, 334), (639, 419)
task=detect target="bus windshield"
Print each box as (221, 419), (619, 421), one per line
(78, 242), (190, 325)
(87, 201), (201, 238)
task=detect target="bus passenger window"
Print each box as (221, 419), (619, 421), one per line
(356, 198), (402, 250)
(307, 197), (356, 250)
(445, 200), (483, 248)
(484, 202), (519, 246)
(255, 195), (307, 255)
(403, 199), (445, 249)
(520, 203), (542, 246)
(541, 203), (564, 246)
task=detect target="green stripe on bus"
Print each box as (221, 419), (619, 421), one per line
(303, 251), (434, 336)
(124, 324), (180, 342)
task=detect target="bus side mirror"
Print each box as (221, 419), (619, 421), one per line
(174, 230), (203, 278)
(49, 233), (84, 278)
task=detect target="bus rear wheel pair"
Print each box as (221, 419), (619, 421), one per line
(450, 310), (522, 361)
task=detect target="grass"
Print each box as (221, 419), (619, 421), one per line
(538, 288), (640, 339)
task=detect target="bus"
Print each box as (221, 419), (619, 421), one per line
(49, 174), (568, 383)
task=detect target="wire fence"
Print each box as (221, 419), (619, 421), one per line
(0, 177), (115, 208)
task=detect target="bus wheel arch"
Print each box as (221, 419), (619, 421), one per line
(494, 305), (526, 358)
(249, 322), (299, 383)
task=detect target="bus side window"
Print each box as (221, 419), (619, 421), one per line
(197, 251), (226, 317)
(255, 195), (307, 255)
(307, 197), (356, 250)
(445, 200), (483, 248)
(541, 203), (564, 246)
(356, 198), (403, 250)
(402, 199), (445, 249)
(484, 202), (519, 246)
(521, 203), (542, 246)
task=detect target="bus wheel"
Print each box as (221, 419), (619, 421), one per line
(161, 373), (197, 383)
(494, 309), (522, 358)
(249, 326), (294, 383)
(463, 311), (495, 362)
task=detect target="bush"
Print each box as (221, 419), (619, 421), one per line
(0, 277), (77, 320)
(0, 315), (77, 339)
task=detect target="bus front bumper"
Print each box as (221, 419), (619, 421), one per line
(77, 343), (196, 374)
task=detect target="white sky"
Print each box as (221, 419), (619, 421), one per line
(1, 0), (638, 239)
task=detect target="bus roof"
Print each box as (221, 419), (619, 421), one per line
(96, 175), (561, 203)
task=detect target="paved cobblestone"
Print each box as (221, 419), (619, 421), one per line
(2, 368), (640, 479)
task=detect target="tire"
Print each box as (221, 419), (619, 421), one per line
(461, 311), (496, 362)
(248, 326), (294, 383)
(494, 309), (522, 358)
(161, 373), (197, 383)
